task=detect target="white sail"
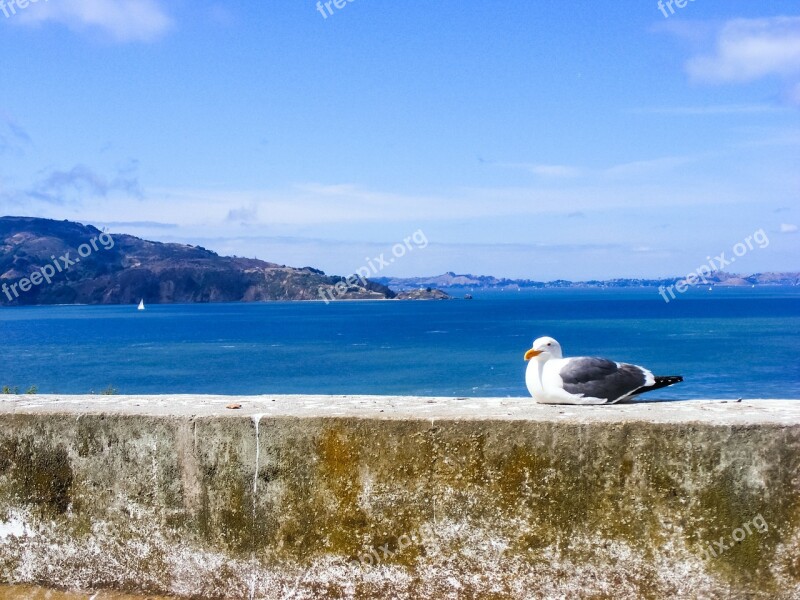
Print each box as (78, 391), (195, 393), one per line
(137, 299), (145, 310)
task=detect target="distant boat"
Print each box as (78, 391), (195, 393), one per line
(464, 294), (473, 300)
(137, 299), (145, 311)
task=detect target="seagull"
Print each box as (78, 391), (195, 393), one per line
(524, 336), (683, 405)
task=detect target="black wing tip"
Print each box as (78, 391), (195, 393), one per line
(630, 375), (683, 396)
(655, 375), (683, 385)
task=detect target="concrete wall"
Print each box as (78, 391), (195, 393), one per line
(1, 395), (799, 599)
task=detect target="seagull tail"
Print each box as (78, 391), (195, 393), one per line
(631, 375), (683, 395)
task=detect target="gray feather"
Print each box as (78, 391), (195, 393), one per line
(559, 357), (648, 402)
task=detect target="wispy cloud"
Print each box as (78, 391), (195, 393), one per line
(39, 176), (749, 231)
(602, 154), (699, 178)
(497, 153), (703, 181)
(9, 180), (792, 279)
(489, 161), (584, 178)
(494, 162), (566, 178)
(16, 0), (172, 43)
(27, 163), (143, 204)
(95, 220), (178, 230)
(0, 116), (32, 156)
(226, 203), (259, 224)
(780, 223), (798, 234)
(686, 17), (800, 84)
(633, 104), (788, 115)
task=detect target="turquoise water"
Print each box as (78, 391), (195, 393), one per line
(1, 287), (798, 399)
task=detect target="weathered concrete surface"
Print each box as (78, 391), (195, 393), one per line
(1, 395), (799, 599)
(0, 584), (177, 598)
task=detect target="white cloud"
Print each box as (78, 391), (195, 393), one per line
(16, 0), (172, 42)
(780, 223), (798, 233)
(686, 17), (800, 83)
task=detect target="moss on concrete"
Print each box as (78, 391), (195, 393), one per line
(0, 398), (798, 598)
(1, 432), (73, 518)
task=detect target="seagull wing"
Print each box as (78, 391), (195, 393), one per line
(558, 357), (651, 403)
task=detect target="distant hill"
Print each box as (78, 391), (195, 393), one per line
(0, 217), (396, 305)
(374, 271), (800, 291)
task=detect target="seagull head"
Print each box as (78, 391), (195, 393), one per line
(524, 336), (563, 361)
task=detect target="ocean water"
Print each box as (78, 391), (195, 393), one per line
(0, 287), (798, 399)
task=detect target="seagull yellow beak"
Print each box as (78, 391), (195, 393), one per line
(524, 348), (542, 361)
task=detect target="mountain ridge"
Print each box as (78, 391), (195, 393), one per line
(0, 216), (397, 305)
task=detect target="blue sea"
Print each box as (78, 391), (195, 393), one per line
(1, 287), (798, 399)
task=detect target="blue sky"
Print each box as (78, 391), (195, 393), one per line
(0, 0), (798, 279)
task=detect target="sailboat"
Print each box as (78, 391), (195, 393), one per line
(137, 299), (145, 311)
